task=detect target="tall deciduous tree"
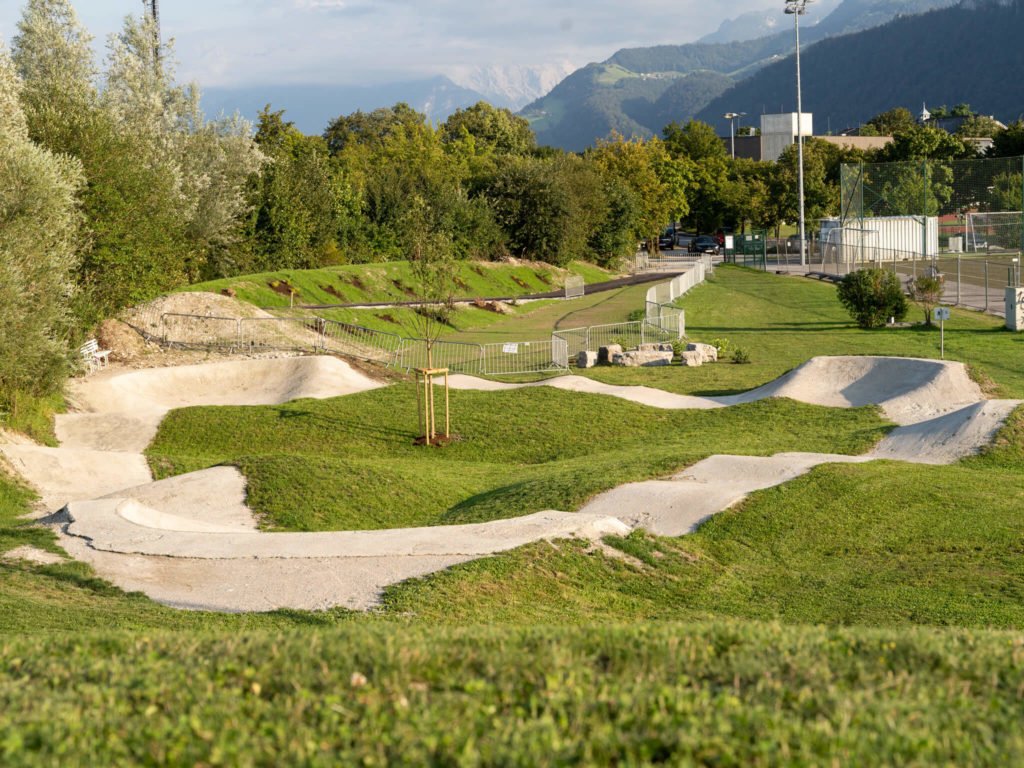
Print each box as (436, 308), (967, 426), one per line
(0, 48), (83, 415)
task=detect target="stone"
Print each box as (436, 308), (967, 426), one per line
(680, 351), (705, 367)
(687, 342), (718, 363)
(598, 344), (623, 364)
(576, 350), (598, 369)
(613, 350), (673, 367)
(638, 342), (674, 353)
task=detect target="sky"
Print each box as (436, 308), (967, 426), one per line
(0, 0), (795, 88)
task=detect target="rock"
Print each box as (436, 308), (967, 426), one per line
(598, 344), (623, 364)
(638, 342), (675, 353)
(687, 342), (718, 363)
(680, 351), (705, 367)
(613, 350), (673, 367)
(576, 350), (598, 369)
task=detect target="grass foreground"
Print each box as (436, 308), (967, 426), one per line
(2, 622), (1024, 765)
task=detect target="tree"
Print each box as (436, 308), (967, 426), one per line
(863, 107), (917, 137)
(403, 198), (457, 446)
(0, 49), (83, 418)
(873, 124), (970, 163)
(588, 134), (687, 249)
(247, 107), (358, 272)
(323, 103), (427, 155)
(990, 121), (1024, 158)
(906, 274), (944, 326)
(956, 114), (1003, 139)
(836, 269), (909, 329)
(439, 102), (535, 156)
(663, 121), (727, 234)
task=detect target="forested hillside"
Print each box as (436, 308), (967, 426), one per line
(521, 0), (959, 151)
(698, 0), (1024, 130)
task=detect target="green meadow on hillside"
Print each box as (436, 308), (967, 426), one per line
(184, 260), (612, 309)
(2, 265), (1024, 763)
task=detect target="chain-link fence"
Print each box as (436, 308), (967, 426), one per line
(833, 155), (1024, 313)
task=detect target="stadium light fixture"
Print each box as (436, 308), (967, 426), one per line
(723, 112), (747, 159)
(785, 0), (814, 266)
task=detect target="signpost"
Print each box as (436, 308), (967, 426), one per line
(933, 306), (950, 359)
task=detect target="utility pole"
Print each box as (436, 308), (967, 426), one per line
(143, 0), (160, 65)
(785, 0), (814, 267)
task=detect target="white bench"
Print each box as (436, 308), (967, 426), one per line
(79, 339), (111, 371)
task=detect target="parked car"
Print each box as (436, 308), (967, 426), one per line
(675, 231), (695, 249)
(689, 235), (720, 255)
(658, 231), (675, 250)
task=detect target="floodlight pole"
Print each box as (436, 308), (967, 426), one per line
(723, 112), (746, 160)
(786, 0), (813, 267)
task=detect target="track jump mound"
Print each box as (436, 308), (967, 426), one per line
(718, 356), (984, 425)
(450, 356), (987, 425)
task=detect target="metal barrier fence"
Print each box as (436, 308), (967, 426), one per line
(564, 275), (585, 299)
(553, 319), (682, 361)
(482, 339), (569, 375)
(645, 259), (708, 327)
(394, 338), (485, 374)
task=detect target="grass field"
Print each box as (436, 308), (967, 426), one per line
(585, 266), (1024, 398)
(3, 264), (1024, 763)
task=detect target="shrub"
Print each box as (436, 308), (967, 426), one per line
(627, 309), (645, 322)
(836, 269), (908, 329)
(732, 348), (751, 364)
(906, 274), (944, 326)
(710, 337), (733, 355)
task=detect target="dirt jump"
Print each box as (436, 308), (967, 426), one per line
(1, 354), (1019, 612)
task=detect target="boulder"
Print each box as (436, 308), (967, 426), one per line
(679, 351), (705, 367)
(687, 342), (718, 363)
(613, 350), (674, 367)
(576, 350), (598, 369)
(598, 344), (623, 364)
(638, 342), (675, 353)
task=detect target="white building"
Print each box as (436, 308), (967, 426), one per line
(760, 112), (813, 162)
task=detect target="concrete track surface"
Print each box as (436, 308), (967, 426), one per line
(1, 355), (1018, 612)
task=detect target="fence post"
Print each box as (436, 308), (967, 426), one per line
(956, 256), (961, 305)
(236, 318), (242, 351)
(985, 261), (989, 311)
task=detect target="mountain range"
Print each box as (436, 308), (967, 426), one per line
(202, 76), (490, 134)
(696, 0), (1024, 132)
(519, 0), (961, 151)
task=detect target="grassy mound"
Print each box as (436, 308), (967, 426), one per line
(2, 622), (1023, 765)
(147, 386), (890, 531)
(184, 260), (612, 309)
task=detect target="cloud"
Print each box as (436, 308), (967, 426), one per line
(0, 0), (790, 88)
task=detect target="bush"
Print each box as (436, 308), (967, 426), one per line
(906, 274), (944, 326)
(732, 348), (751, 365)
(836, 269), (908, 329)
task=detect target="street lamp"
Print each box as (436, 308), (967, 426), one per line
(723, 112), (746, 159)
(785, 0), (814, 267)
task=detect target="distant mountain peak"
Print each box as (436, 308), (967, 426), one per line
(447, 63), (577, 111)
